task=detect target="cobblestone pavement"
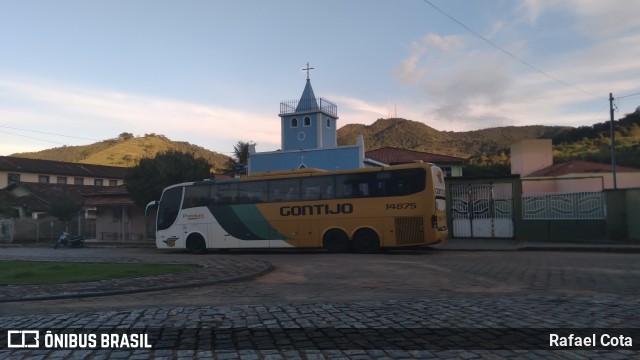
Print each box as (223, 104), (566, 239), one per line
(1, 247), (639, 358)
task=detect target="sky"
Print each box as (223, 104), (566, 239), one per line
(1, 0), (639, 156)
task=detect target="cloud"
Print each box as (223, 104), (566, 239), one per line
(394, 33), (464, 87)
(521, 0), (640, 37)
(407, 45), (516, 129)
(391, 0), (640, 133)
(329, 96), (388, 124)
(0, 77), (282, 155)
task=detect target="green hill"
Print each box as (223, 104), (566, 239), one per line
(11, 108), (640, 175)
(338, 118), (568, 158)
(11, 133), (231, 172)
(337, 111), (640, 175)
(552, 109), (640, 167)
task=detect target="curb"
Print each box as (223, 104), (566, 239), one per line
(0, 261), (273, 303)
(432, 244), (640, 253)
(517, 246), (640, 253)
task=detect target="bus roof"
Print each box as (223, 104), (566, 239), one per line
(183, 162), (437, 188)
(248, 168), (326, 177)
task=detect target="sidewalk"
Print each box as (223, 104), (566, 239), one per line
(432, 238), (640, 253)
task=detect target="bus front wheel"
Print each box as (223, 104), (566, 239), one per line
(352, 228), (380, 254)
(186, 234), (207, 254)
(323, 229), (350, 253)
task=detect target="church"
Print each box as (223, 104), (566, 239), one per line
(247, 65), (368, 174)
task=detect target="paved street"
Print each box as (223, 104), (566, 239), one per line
(1, 246), (639, 358)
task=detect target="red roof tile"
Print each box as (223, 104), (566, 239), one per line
(365, 147), (465, 165)
(82, 185), (136, 206)
(528, 160), (640, 177)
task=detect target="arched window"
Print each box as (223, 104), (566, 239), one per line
(291, 118), (298, 127)
(326, 118), (331, 128)
(304, 117), (311, 127)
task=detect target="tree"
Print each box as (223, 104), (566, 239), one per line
(224, 141), (253, 175)
(0, 193), (18, 218)
(125, 150), (212, 207)
(48, 195), (84, 231)
(118, 132), (135, 141)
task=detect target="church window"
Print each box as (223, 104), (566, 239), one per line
(291, 118), (298, 127)
(304, 117), (311, 127)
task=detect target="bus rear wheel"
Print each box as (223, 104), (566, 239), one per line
(186, 234), (207, 254)
(352, 228), (380, 254)
(323, 229), (350, 253)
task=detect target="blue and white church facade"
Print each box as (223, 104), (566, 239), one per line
(248, 74), (367, 174)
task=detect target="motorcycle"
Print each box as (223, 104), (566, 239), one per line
(53, 231), (85, 249)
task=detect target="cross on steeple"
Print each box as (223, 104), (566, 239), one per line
(302, 62), (314, 80)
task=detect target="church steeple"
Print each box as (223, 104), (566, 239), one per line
(295, 79), (319, 112)
(296, 63), (318, 112)
(248, 64), (365, 174)
(279, 63), (338, 151)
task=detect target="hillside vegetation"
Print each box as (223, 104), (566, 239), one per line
(12, 133), (230, 172)
(338, 110), (640, 175)
(11, 108), (640, 176)
(552, 109), (640, 167)
(338, 118), (568, 158)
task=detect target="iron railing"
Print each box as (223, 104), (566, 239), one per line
(279, 97), (337, 117)
(522, 192), (606, 220)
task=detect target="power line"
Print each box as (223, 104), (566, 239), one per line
(0, 125), (100, 142)
(616, 91), (640, 100)
(421, 0), (602, 100)
(0, 129), (68, 146)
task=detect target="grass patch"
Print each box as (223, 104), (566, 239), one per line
(0, 261), (197, 285)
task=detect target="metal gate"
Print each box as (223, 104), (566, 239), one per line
(1, 219), (13, 242)
(450, 183), (514, 238)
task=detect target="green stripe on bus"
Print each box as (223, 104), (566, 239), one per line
(209, 205), (288, 240)
(233, 205), (289, 240)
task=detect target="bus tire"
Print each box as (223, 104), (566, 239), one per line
(186, 234), (207, 254)
(352, 228), (380, 254)
(323, 229), (350, 253)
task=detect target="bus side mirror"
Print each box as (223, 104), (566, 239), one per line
(145, 201), (158, 217)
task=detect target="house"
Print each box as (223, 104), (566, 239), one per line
(0, 182), (99, 242)
(0, 156), (127, 188)
(248, 69), (366, 173)
(0, 180), (151, 243)
(0, 157), (149, 242)
(510, 139), (640, 193)
(365, 147), (465, 177)
(2, 182), (95, 218)
(82, 185), (150, 241)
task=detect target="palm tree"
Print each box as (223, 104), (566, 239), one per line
(225, 141), (254, 175)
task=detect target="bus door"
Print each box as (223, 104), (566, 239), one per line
(209, 222), (240, 248)
(431, 166), (447, 232)
(294, 219), (317, 248)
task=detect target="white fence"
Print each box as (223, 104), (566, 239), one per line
(522, 192), (606, 220)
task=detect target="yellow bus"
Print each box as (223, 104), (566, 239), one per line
(146, 162), (448, 253)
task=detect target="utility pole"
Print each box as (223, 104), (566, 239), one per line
(609, 92), (617, 190)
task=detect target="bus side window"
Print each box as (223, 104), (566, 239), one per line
(336, 174), (371, 198)
(238, 181), (267, 203)
(387, 169), (426, 196)
(269, 179), (300, 202)
(182, 185), (211, 209)
(301, 176), (333, 200)
(215, 183), (238, 205)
